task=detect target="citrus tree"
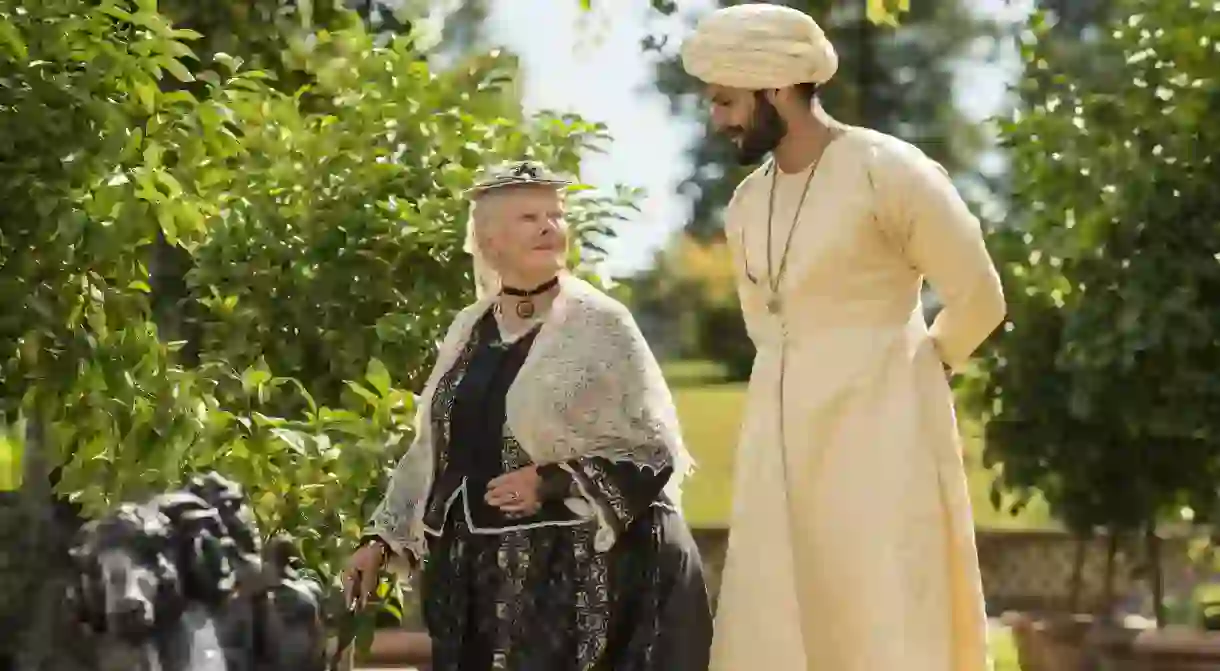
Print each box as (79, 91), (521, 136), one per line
(977, 0), (1220, 623)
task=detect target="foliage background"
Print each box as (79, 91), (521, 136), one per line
(967, 0), (1219, 621)
(0, 1), (635, 637)
(978, 0), (1220, 535)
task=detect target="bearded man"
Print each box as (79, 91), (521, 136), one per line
(680, 5), (1006, 671)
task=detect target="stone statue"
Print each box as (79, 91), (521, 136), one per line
(62, 473), (328, 671)
(257, 535), (328, 670)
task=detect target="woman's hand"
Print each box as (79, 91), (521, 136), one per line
(486, 466), (542, 516)
(342, 538), (388, 607)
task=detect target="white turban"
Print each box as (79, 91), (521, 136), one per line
(681, 4), (838, 90)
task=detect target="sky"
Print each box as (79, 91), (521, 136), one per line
(480, 0), (1036, 277)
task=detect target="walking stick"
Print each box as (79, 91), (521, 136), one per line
(328, 569), (363, 671)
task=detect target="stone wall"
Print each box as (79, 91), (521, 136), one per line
(975, 529), (1192, 615)
(691, 527), (1193, 617)
(349, 525), (1198, 634)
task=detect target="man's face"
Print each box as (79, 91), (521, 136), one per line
(707, 84), (786, 166)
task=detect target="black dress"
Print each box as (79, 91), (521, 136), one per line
(417, 309), (712, 671)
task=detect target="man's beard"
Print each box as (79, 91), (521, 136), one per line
(730, 94), (787, 166)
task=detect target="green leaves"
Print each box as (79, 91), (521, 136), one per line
(241, 361), (273, 396)
(160, 56), (195, 83)
(865, 0), (911, 27)
(0, 18), (29, 61)
(0, 424), (24, 492)
(365, 359), (392, 397)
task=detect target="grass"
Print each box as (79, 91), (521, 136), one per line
(672, 379), (747, 528)
(990, 624), (1021, 671)
(663, 359), (1052, 531)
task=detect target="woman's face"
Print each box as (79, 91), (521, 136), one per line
(477, 186), (568, 285)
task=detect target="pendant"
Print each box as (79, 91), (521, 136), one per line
(767, 296), (782, 314)
(515, 299), (536, 319)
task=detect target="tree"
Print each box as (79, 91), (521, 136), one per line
(439, 0), (492, 53)
(977, 0), (1220, 625)
(0, 0), (632, 660)
(143, 0), (415, 364)
(624, 238), (754, 379)
(157, 0), (409, 93)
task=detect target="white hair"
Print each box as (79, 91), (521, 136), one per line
(464, 197), (502, 300)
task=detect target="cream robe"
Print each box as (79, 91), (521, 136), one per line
(710, 128), (1005, 671)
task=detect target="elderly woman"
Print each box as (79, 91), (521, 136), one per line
(344, 161), (713, 671)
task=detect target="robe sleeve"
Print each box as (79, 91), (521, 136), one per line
(876, 143), (1007, 371)
(364, 409), (433, 563)
(556, 453), (673, 538)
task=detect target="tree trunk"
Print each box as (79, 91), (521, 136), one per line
(1102, 531), (1119, 622)
(1, 418), (48, 666)
(149, 231), (200, 366)
(0, 491), (20, 665)
(13, 418), (52, 669)
(1146, 526), (1165, 629)
(1069, 533), (1088, 612)
(3, 417), (88, 670)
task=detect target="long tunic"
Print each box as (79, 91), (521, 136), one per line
(710, 128), (1006, 671)
(412, 309), (712, 671)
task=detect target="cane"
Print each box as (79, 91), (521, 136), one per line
(328, 569), (364, 671)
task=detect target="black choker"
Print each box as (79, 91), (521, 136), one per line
(501, 277), (560, 319)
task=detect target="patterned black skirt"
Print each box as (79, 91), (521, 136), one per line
(421, 500), (711, 671)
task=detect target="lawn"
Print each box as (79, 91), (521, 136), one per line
(990, 624), (1020, 671)
(663, 360), (1052, 531)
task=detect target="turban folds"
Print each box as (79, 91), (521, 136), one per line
(681, 4), (838, 90)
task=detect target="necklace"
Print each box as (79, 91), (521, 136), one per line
(500, 276), (560, 319)
(741, 157), (820, 315)
(740, 128), (843, 314)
